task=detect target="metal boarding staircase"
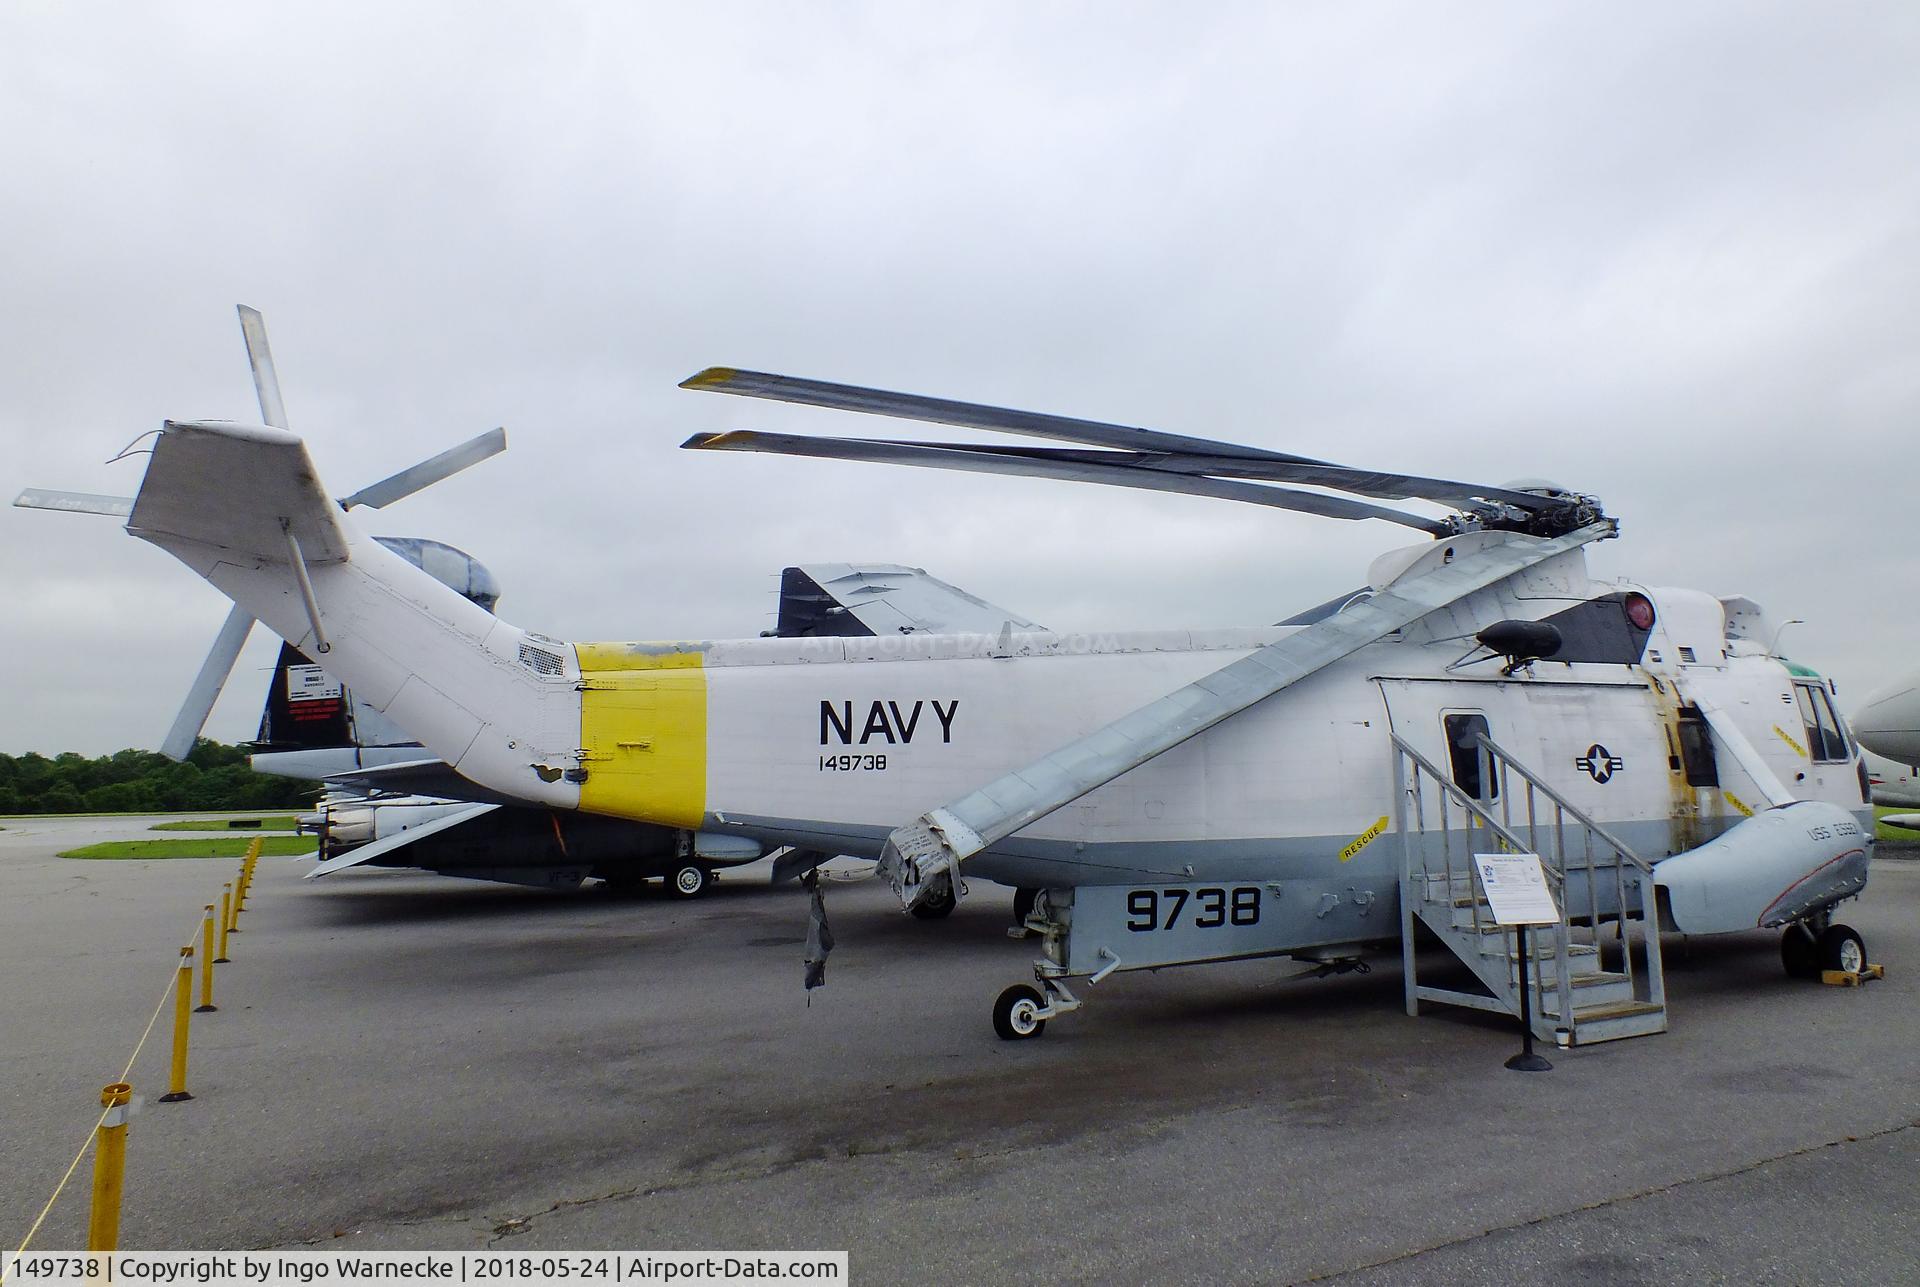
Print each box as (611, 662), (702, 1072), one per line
(1393, 732), (1668, 1046)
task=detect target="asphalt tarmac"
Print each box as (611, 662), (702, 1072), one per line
(3, 814), (1916, 1284)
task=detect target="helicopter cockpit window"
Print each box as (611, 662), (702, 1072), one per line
(1444, 713), (1497, 800)
(1794, 683), (1850, 763)
(1676, 707), (1719, 787)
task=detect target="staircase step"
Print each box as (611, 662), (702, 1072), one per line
(1538, 972), (1636, 1017)
(1482, 940), (1600, 967)
(1564, 1001), (1668, 1044)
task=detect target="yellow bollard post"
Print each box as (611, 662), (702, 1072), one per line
(86, 1082), (134, 1251)
(195, 906), (217, 1012)
(216, 884), (232, 962)
(234, 845), (256, 920)
(160, 949), (194, 1102)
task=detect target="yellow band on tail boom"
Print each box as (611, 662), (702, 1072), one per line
(575, 644), (708, 829)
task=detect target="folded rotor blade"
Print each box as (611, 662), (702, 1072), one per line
(873, 521), (1617, 909)
(237, 305), (289, 429)
(337, 427), (507, 510)
(161, 603), (256, 762)
(681, 368), (1560, 514)
(682, 367), (1329, 464)
(13, 488), (134, 517)
(878, 441), (1551, 512)
(684, 430), (1446, 533)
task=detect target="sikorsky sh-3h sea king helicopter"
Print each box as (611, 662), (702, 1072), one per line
(49, 311), (1878, 1050)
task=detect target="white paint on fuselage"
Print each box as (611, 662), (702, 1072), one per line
(693, 576), (1873, 880)
(1866, 750), (1920, 809)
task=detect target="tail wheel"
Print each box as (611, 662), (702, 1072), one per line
(667, 863), (711, 899)
(1817, 924), (1866, 975)
(992, 984), (1047, 1041)
(1781, 925), (1820, 980)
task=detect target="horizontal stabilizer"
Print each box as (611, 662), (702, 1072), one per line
(306, 802), (501, 877)
(129, 421), (348, 564)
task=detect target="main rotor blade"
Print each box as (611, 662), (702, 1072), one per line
(873, 521), (1618, 909)
(14, 488), (134, 517)
(684, 430), (1446, 533)
(337, 427), (508, 510)
(850, 440), (1554, 512)
(161, 603), (255, 761)
(681, 368), (1560, 514)
(682, 367), (1331, 465)
(237, 305), (289, 429)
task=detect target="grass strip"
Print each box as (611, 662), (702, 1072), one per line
(149, 815), (302, 832)
(61, 837), (318, 860)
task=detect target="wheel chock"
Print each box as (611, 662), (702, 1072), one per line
(1819, 964), (1885, 987)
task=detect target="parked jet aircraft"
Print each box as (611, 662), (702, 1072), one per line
(1856, 671), (1920, 831)
(39, 310), (1881, 1049)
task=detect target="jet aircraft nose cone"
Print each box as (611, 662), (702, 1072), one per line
(1853, 677), (1920, 764)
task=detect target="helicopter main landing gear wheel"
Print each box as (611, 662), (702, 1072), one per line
(1781, 924), (1820, 980)
(1817, 924), (1866, 975)
(992, 984), (1047, 1040)
(1012, 887), (1039, 924)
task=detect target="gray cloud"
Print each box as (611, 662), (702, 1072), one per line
(3, 2), (1915, 754)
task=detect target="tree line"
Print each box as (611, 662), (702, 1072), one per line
(0, 741), (317, 815)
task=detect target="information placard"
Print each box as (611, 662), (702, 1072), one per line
(1473, 853), (1558, 926)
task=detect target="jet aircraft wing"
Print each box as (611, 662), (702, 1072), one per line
(773, 563), (1044, 638)
(304, 802), (502, 877)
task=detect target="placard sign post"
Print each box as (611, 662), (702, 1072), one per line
(1474, 853), (1559, 1073)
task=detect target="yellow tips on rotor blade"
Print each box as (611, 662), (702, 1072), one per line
(679, 431), (749, 450)
(679, 367), (740, 390)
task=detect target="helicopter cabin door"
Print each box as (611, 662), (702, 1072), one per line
(1376, 680), (1505, 803)
(1380, 675), (1677, 858)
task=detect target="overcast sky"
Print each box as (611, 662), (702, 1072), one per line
(3, 2), (1915, 756)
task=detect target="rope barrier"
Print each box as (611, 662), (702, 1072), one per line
(5, 886), (240, 1278)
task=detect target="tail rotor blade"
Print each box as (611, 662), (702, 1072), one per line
(161, 604), (255, 761)
(337, 427), (507, 510)
(236, 305), (289, 429)
(14, 489), (134, 517)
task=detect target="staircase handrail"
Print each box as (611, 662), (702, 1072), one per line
(1470, 732), (1655, 876)
(1387, 732), (1555, 883)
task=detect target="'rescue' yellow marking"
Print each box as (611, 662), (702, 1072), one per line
(575, 644), (707, 828)
(1724, 790), (1754, 817)
(1340, 816), (1391, 862)
(1772, 725), (1808, 758)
